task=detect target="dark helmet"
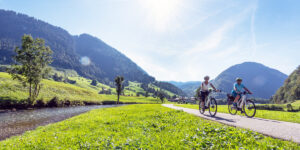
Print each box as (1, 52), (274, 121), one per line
(204, 76), (210, 80)
(236, 77), (242, 81)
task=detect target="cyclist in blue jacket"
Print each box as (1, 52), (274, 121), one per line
(232, 78), (252, 108)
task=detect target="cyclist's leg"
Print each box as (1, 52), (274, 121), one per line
(234, 95), (240, 103)
(231, 91), (240, 107)
(200, 91), (206, 109)
(203, 92), (209, 108)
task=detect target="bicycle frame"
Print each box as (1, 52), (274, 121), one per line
(203, 91), (217, 107)
(203, 92), (212, 107)
(238, 94), (247, 108)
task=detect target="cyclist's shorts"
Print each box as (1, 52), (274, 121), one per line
(200, 91), (209, 102)
(231, 90), (241, 98)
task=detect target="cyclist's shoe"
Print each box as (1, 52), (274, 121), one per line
(232, 103), (238, 109)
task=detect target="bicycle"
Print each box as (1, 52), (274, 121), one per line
(227, 91), (256, 118)
(199, 90), (220, 117)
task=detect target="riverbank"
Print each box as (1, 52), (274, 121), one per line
(0, 105), (123, 140)
(0, 97), (157, 111)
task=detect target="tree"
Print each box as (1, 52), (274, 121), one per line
(158, 91), (166, 103)
(145, 91), (149, 97)
(9, 34), (52, 104)
(195, 87), (201, 98)
(115, 76), (124, 104)
(91, 79), (98, 86)
(52, 73), (63, 82)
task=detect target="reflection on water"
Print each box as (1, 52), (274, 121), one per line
(0, 105), (120, 140)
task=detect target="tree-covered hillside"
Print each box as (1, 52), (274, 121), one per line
(0, 10), (153, 84)
(212, 62), (287, 99)
(272, 66), (300, 103)
(74, 34), (154, 83)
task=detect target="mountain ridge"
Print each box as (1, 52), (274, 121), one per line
(0, 9), (185, 96)
(167, 81), (201, 97)
(212, 62), (288, 99)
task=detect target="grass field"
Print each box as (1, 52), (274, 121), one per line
(0, 72), (161, 106)
(174, 104), (300, 123)
(0, 104), (298, 149)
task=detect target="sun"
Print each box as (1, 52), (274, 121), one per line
(139, 0), (183, 32)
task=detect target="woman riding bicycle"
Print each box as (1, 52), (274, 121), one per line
(200, 76), (218, 111)
(232, 78), (252, 108)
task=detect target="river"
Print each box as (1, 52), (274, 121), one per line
(0, 105), (122, 140)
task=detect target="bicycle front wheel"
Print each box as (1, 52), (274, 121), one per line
(243, 100), (256, 118)
(208, 98), (217, 117)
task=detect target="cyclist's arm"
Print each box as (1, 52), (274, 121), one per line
(234, 84), (241, 94)
(243, 87), (252, 94)
(210, 83), (218, 91)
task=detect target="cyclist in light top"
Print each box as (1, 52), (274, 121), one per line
(200, 76), (218, 111)
(232, 78), (252, 108)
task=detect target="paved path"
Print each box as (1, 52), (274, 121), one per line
(163, 104), (300, 144)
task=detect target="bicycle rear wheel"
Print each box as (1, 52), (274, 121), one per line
(243, 100), (256, 118)
(208, 98), (217, 117)
(199, 100), (205, 114)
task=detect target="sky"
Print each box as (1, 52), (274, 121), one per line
(0, 0), (299, 81)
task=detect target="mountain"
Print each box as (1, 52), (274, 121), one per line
(153, 81), (187, 96)
(272, 66), (300, 103)
(168, 81), (201, 97)
(73, 34), (154, 83)
(212, 62), (288, 99)
(0, 9), (184, 96)
(0, 9), (154, 84)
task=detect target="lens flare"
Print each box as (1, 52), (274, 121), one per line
(80, 56), (91, 66)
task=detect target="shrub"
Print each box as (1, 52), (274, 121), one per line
(47, 97), (61, 107)
(255, 105), (284, 111)
(287, 104), (293, 112)
(34, 99), (46, 107)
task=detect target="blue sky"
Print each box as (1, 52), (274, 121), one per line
(0, 0), (299, 81)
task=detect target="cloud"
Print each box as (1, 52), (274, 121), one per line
(184, 21), (235, 55)
(184, 4), (255, 56)
(250, 1), (258, 58)
(214, 43), (240, 59)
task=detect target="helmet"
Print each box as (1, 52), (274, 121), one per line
(236, 77), (242, 81)
(204, 76), (210, 80)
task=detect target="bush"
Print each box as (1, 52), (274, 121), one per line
(63, 78), (76, 84)
(47, 97), (61, 107)
(286, 104), (300, 112)
(256, 105), (284, 111)
(34, 99), (46, 107)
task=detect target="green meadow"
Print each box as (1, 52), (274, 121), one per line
(0, 72), (161, 106)
(0, 104), (298, 149)
(175, 103), (300, 123)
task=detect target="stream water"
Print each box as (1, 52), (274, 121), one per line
(0, 105), (121, 140)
